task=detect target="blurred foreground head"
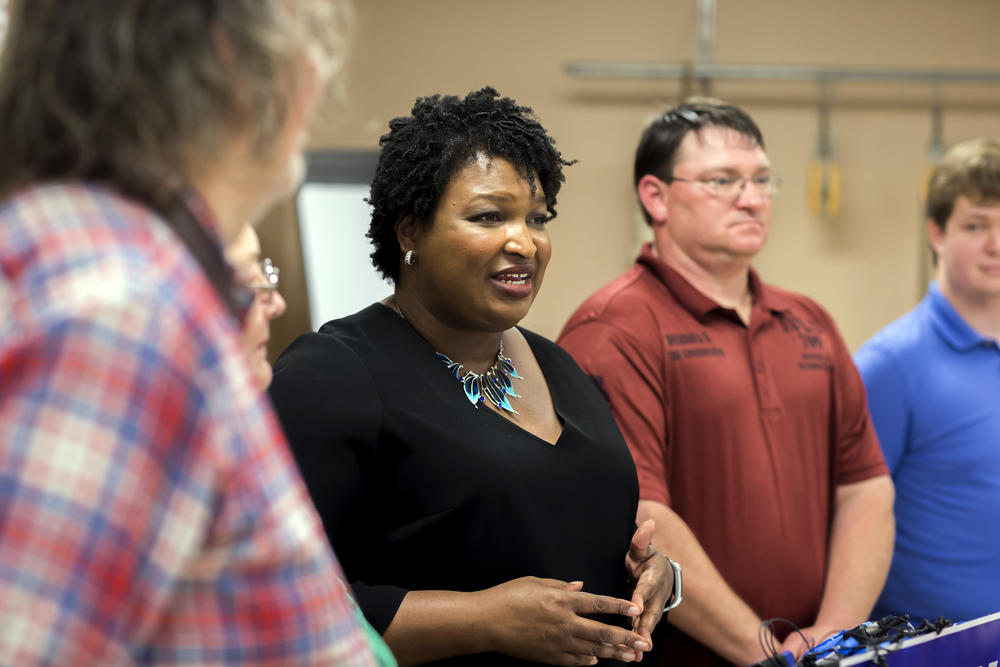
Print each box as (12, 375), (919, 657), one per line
(0, 0), (349, 219)
(0, 0), (350, 309)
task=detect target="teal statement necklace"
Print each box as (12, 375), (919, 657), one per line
(393, 301), (523, 414)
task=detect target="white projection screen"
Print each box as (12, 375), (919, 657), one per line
(296, 151), (391, 330)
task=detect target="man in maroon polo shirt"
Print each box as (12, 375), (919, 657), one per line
(558, 101), (894, 667)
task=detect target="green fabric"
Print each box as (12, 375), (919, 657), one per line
(354, 604), (397, 666)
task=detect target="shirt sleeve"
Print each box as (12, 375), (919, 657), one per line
(853, 341), (910, 473)
(269, 332), (408, 634)
(558, 317), (672, 506)
(816, 308), (890, 485)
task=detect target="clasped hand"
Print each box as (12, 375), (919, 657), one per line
(624, 519), (676, 649)
(477, 519), (673, 665)
(477, 576), (651, 665)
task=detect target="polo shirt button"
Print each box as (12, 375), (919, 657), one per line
(755, 363), (765, 372)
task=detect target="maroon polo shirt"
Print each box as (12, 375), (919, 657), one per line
(559, 243), (887, 667)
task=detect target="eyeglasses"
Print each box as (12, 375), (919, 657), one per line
(668, 174), (782, 199)
(247, 258), (280, 307)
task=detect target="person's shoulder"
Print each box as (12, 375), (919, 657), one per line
(761, 281), (825, 312)
(520, 326), (603, 390)
(855, 302), (929, 369)
(520, 326), (569, 362)
(562, 262), (663, 334)
(573, 262), (657, 315)
(269, 308), (386, 433)
(300, 303), (394, 358)
(273, 304), (390, 386)
(762, 282), (847, 332)
(2, 182), (231, 355)
(2, 182), (192, 300)
(2, 182), (257, 450)
(2, 182), (163, 246)
(315, 303), (391, 341)
(275, 323), (359, 373)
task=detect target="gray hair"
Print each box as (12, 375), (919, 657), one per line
(0, 0), (350, 202)
(0, 0), (350, 315)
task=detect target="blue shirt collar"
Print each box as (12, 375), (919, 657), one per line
(928, 280), (993, 351)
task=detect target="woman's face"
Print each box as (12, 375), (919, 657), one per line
(403, 154), (552, 332)
(225, 225), (287, 391)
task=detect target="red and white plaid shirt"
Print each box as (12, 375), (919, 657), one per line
(0, 183), (379, 665)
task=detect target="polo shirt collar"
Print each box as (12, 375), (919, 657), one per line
(636, 242), (792, 321)
(927, 280), (992, 351)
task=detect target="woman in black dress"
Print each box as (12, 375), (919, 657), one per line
(270, 87), (678, 666)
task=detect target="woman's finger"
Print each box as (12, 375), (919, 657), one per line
(628, 519), (656, 562)
(571, 617), (650, 653)
(560, 636), (640, 664)
(634, 603), (664, 640)
(571, 591), (642, 618)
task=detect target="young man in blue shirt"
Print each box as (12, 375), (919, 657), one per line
(855, 138), (1000, 623)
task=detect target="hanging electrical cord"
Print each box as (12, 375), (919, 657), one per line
(807, 79), (841, 221)
(750, 617), (812, 667)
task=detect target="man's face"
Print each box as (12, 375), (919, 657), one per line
(930, 194), (1000, 304)
(657, 126), (773, 268)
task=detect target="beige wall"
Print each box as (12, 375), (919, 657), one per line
(261, 0), (1000, 360)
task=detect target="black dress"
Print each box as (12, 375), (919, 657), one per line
(269, 304), (640, 666)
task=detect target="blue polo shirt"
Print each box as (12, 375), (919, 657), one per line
(855, 281), (1000, 622)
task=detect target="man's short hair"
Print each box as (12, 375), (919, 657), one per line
(926, 138), (1000, 231)
(633, 100), (765, 225)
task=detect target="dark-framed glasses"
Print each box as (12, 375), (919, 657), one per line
(661, 108), (708, 128)
(668, 174), (782, 199)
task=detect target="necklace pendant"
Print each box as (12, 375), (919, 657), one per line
(440, 355), (463, 378)
(497, 355), (521, 379)
(437, 345), (522, 414)
(462, 374), (482, 406)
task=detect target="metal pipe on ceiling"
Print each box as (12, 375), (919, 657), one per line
(565, 61), (1000, 85)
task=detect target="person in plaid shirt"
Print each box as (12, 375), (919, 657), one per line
(0, 1), (384, 664)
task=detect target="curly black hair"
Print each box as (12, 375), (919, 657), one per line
(366, 86), (574, 281)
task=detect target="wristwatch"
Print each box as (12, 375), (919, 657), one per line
(663, 556), (683, 613)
